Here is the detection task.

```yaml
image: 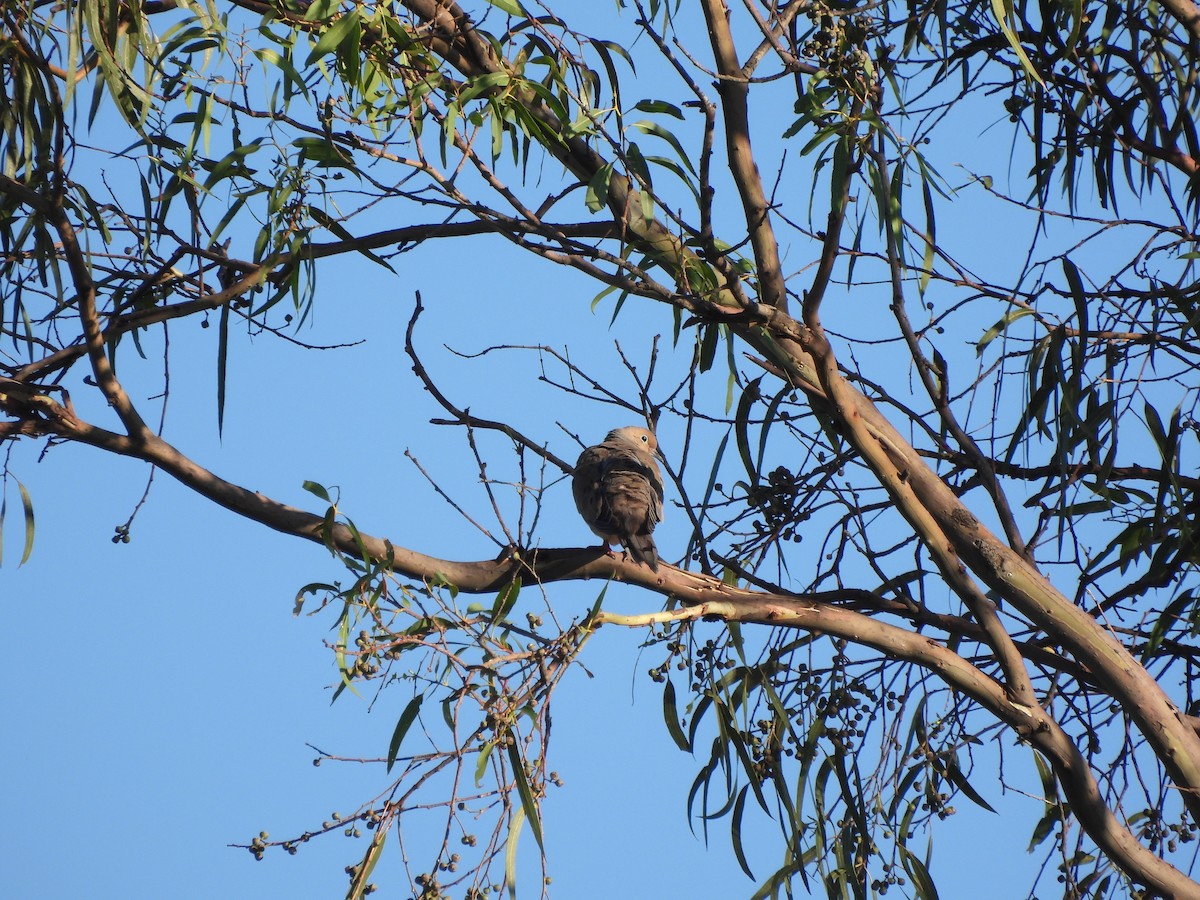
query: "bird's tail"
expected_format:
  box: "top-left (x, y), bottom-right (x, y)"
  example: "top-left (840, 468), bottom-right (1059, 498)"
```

top-left (624, 534), bottom-right (660, 572)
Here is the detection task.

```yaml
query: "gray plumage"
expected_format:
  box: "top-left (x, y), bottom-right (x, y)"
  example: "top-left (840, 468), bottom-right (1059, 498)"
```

top-left (572, 426), bottom-right (664, 571)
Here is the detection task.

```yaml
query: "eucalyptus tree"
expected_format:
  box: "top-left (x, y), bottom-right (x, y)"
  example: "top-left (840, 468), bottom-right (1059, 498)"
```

top-left (4, 1), bottom-right (1200, 897)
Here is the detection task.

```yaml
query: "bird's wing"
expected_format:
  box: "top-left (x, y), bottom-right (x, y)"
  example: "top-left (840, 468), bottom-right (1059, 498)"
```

top-left (596, 444), bottom-right (663, 535)
top-left (571, 445), bottom-right (612, 537)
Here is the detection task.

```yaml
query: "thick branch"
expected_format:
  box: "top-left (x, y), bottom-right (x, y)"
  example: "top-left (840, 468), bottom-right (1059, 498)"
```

top-left (9, 383), bottom-right (1193, 894)
top-left (0, 172), bottom-right (149, 437)
top-left (1160, 0), bottom-right (1200, 51)
top-left (701, 0), bottom-right (789, 310)
top-left (763, 319), bottom-right (1200, 822)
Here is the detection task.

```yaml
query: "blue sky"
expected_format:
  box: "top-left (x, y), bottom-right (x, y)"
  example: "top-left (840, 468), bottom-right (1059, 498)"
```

top-left (1, 3), bottom-right (1190, 898)
top-left (0, 233), bottom-right (1040, 899)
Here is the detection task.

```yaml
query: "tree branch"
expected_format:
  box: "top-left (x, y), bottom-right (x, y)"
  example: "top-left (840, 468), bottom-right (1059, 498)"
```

top-left (594, 595), bottom-right (1196, 898)
top-left (701, 0), bottom-right (789, 311)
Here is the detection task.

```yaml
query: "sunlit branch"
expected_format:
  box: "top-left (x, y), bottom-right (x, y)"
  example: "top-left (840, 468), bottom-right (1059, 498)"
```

top-left (593, 596), bottom-right (1198, 898)
top-left (701, 0), bottom-right (789, 311)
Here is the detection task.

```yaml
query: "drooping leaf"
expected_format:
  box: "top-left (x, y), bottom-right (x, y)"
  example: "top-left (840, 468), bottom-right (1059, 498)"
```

top-left (896, 842), bottom-right (940, 900)
top-left (506, 740), bottom-right (544, 852)
top-left (735, 377), bottom-right (762, 487)
top-left (345, 826), bottom-right (387, 900)
top-left (18, 478), bottom-right (34, 565)
top-left (731, 784), bottom-right (756, 879)
top-left (585, 162), bottom-right (614, 212)
top-left (662, 678), bottom-right (691, 752)
top-left (215, 296), bottom-right (230, 438)
top-left (504, 802), bottom-right (524, 899)
top-left (939, 752), bottom-right (996, 814)
top-left (988, 0), bottom-right (1045, 86)
top-left (386, 695), bottom-right (424, 774)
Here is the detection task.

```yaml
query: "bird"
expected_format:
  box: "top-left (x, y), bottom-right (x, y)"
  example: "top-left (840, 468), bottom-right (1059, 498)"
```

top-left (572, 426), bottom-right (664, 571)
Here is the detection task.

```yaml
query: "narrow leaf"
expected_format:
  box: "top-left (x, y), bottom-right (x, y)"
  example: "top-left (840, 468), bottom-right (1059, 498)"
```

top-left (941, 753), bottom-right (996, 813)
top-left (989, 0), bottom-right (1045, 86)
top-left (216, 301), bottom-right (230, 438)
top-left (505, 804), bottom-right (524, 899)
top-left (585, 162), bottom-right (614, 212)
top-left (731, 784), bottom-right (755, 879)
top-left (475, 740), bottom-right (496, 787)
top-left (506, 740), bottom-right (544, 851)
top-left (896, 843), bottom-right (940, 900)
top-left (486, 0), bottom-right (525, 18)
top-left (305, 9), bottom-right (362, 67)
top-left (386, 695), bottom-right (424, 774)
top-left (346, 827), bottom-right (387, 900)
top-left (662, 679), bottom-right (691, 752)
top-left (735, 377), bottom-right (762, 487)
top-left (976, 307), bottom-right (1035, 354)
top-left (18, 479), bottom-right (34, 565)
top-left (491, 578), bottom-right (522, 623)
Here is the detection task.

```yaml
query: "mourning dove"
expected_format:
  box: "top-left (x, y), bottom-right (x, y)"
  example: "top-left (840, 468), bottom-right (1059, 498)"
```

top-left (572, 426), bottom-right (664, 571)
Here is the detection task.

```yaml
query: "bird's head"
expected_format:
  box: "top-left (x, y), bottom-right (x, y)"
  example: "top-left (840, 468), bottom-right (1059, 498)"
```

top-left (606, 426), bottom-right (659, 456)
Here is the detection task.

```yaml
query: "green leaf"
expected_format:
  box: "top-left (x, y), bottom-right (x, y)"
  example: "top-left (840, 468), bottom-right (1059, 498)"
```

top-left (684, 428), bottom-right (730, 566)
top-left (332, 602), bottom-right (362, 700)
top-left (917, 159), bottom-right (937, 295)
top-left (989, 0), bottom-right (1045, 86)
top-left (292, 581), bottom-right (336, 617)
top-left (306, 207), bottom-right (395, 272)
top-left (585, 162), bottom-right (614, 212)
top-left (346, 827), bottom-right (387, 900)
top-left (18, 478), bottom-right (34, 565)
top-left (458, 72), bottom-right (512, 106)
top-left (305, 9), bottom-right (362, 68)
top-left (590, 282), bottom-right (621, 312)
top-left (698, 323), bottom-right (719, 372)
top-left (386, 695), bottom-right (424, 774)
top-left (630, 120), bottom-right (697, 175)
top-left (626, 141), bottom-right (652, 187)
top-left (291, 136), bottom-right (353, 167)
top-left (491, 578), bottom-right (522, 624)
top-left (634, 99), bottom-right (684, 119)
top-left (896, 842), bottom-right (940, 900)
top-left (686, 741), bottom-right (723, 840)
top-left (486, 0), bottom-right (525, 15)
top-left (662, 679), bottom-right (691, 752)
top-left (475, 740), bottom-right (495, 787)
top-left (1028, 751), bottom-right (1060, 850)
top-left (735, 377), bottom-right (762, 487)
top-left (976, 307), bottom-right (1035, 354)
top-left (506, 740), bottom-right (544, 851)
top-left (1028, 808), bottom-right (1057, 851)
top-left (304, 0), bottom-right (341, 19)
top-left (504, 804), bottom-right (524, 899)
top-left (302, 480), bottom-right (333, 503)
top-left (202, 143), bottom-right (263, 190)
top-left (216, 300), bottom-right (230, 438)
top-left (1144, 589), bottom-right (1195, 659)
top-left (731, 784), bottom-right (755, 879)
top-left (830, 134), bottom-right (849, 219)
top-left (254, 47), bottom-right (309, 101)
top-left (1144, 402), bottom-right (1179, 465)
top-left (887, 158), bottom-right (905, 261)
top-left (940, 752), bottom-right (995, 813)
